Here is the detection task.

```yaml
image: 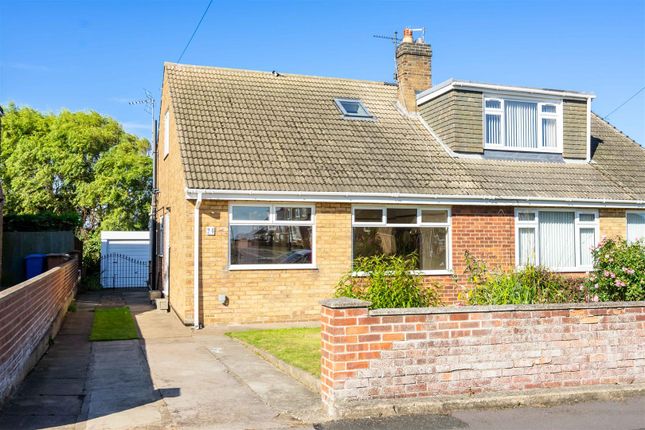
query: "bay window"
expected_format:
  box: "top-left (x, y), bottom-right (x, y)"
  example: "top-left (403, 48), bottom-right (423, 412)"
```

top-left (229, 204), bottom-right (315, 268)
top-left (352, 207), bottom-right (451, 273)
top-left (484, 96), bottom-right (562, 152)
top-left (516, 209), bottom-right (598, 271)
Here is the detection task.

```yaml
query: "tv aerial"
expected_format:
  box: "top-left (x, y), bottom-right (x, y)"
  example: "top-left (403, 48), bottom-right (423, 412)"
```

top-left (373, 31), bottom-right (401, 82)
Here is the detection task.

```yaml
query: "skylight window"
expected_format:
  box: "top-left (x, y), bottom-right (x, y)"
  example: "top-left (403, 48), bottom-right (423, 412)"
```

top-left (335, 99), bottom-right (373, 119)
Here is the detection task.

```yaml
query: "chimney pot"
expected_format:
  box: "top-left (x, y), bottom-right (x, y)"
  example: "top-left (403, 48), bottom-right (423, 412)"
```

top-left (402, 28), bottom-right (413, 43)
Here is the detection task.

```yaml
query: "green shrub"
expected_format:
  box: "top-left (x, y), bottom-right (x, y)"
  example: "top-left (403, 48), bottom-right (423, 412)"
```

top-left (335, 254), bottom-right (441, 309)
top-left (81, 273), bottom-right (102, 291)
top-left (584, 238), bottom-right (644, 302)
top-left (461, 252), bottom-right (584, 305)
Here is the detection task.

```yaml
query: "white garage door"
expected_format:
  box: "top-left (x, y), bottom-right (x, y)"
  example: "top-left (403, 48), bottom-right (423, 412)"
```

top-left (100, 231), bottom-right (150, 288)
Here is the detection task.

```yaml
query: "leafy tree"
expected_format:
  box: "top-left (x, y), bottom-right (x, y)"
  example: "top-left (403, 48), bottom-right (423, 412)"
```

top-left (1, 103), bottom-right (152, 269)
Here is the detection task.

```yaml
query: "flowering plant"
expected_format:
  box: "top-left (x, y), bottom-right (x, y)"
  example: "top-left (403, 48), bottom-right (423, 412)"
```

top-left (584, 238), bottom-right (644, 302)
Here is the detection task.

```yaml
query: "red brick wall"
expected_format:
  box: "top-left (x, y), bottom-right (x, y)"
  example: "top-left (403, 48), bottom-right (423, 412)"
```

top-left (320, 298), bottom-right (645, 417)
top-left (425, 206), bottom-right (515, 304)
top-left (0, 258), bottom-right (79, 403)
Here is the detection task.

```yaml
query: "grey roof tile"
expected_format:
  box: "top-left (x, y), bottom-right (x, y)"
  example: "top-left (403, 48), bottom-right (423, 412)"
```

top-left (165, 63), bottom-right (644, 201)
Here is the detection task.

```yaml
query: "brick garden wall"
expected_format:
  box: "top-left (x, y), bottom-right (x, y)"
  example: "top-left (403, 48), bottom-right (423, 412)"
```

top-left (0, 258), bottom-right (79, 404)
top-left (320, 298), bottom-right (645, 417)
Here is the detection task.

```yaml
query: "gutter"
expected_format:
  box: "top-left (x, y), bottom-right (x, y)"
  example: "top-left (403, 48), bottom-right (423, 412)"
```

top-left (184, 189), bottom-right (645, 209)
top-left (193, 192), bottom-right (203, 329)
top-left (416, 79), bottom-right (596, 105)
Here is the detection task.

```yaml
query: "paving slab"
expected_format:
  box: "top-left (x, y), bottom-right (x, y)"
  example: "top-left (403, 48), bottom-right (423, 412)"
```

top-left (0, 413), bottom-right (79, 430)
top-left (0, 295), bottom-right (93, 429)
top-left (201, 333), bottom-right (324, 423)
top-left (16, 378), bottom-right (85, 397)
top-left (1, 394), bottom-right (84, 416)
top-left (134, 298), bottom-right (316, 429)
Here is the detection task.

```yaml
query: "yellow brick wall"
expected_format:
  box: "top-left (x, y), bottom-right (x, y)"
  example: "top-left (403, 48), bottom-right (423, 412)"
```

top-left (161, 199), bottom-right (635, 325)
top-left (197, 201), bottom-right (352, 324)
top-left (156, 73), bottom-right (194, 324)
top-left (599, 209), bottom-right (627, 240)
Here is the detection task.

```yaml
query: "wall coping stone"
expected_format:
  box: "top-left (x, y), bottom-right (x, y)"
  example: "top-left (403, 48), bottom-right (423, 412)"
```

top-left (369, 300), bottom-right (645, 316)
top-left (320, 298), bottom-right (371, 309)
top-left (0, 259), bottom-right (77, 302)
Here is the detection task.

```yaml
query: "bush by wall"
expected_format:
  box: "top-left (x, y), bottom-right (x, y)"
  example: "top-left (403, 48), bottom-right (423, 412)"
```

top-left (335, 254), bottom-right (441, 309)
top-left (460, 252), bottom-right (584, 305)
top-left (584, 238), bottom-right (644, 302)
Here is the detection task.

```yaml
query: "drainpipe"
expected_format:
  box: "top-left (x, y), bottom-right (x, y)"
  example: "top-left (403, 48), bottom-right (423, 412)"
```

top-left (193, 192), bottom-right (203, 329)
top-left (149, 118), bottom-right (158, 291)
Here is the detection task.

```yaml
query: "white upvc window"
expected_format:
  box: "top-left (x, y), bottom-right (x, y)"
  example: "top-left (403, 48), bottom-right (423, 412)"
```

top-left (484, 95), bottom-right (563, 153)
top-left (228, 203), bottom-right (316, 270)
top-left (515, 209), bottom-right (599, 271)
top-left (163, 110), bottom-right (170, 158)
top-left (351, 206), bottom-right (452, 274)
top-left (626, 211), bottom-right (645, 243)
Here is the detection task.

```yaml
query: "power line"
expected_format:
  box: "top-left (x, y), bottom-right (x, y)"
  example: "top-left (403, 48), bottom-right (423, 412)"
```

top-left (603, 86), bottom-right (645, 119)
top-left (177, 0), bottom-right (214, 63)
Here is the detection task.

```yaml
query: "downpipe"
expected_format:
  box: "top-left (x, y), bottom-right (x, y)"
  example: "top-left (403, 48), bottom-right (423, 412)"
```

top-left (193, 193), bottom-right (203, 329)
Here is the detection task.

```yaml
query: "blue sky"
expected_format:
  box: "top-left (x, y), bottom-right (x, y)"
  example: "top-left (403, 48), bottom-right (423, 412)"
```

top-left (1, 0), bottom-right (644, 144)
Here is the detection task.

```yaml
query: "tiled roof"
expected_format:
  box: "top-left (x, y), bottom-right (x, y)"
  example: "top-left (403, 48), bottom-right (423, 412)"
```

top-left (165, 63), bottom-right (645, 202)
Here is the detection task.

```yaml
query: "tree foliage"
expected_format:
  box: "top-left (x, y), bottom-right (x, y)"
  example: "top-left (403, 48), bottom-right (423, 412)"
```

top-left (3, 212), bottom-right (80, 232)
top-left (0, 103), bottom-right (152, 267)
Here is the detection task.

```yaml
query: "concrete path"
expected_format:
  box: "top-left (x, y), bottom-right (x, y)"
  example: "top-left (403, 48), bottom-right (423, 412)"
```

top-left (134, 296), bottom-right (322, 429)
top-left (0, 295), bottom-right (93, 430)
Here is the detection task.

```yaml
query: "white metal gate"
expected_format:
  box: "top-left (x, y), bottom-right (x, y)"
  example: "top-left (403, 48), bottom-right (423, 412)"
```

top-left (100, 253), bottom-right (150, 288)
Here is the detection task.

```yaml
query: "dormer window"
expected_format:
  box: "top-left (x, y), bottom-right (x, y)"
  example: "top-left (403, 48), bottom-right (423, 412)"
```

top-left (484, 96), bottom-right (562, 152)
top-left (335, 99), bottom-right (373, 119)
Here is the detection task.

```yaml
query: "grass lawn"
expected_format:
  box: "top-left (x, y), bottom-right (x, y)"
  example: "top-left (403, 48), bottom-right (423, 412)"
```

top-left (90, 306), bottom-right (139, 341)
top-left (227, 327), bottom-right (321, 376)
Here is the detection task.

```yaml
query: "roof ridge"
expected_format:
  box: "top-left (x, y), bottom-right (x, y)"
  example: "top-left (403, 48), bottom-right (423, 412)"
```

top-left (591, 111), bottom-right (644, 150)
top-left (164, 62), bottom-right (394, 86)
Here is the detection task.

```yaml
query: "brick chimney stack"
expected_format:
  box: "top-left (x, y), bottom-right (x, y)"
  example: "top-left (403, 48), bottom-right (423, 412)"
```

top-left (396, 28), bottom-right (432, 113)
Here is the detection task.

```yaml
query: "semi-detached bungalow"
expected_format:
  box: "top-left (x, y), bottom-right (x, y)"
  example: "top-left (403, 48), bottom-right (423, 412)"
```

top-left (156, 28), bottom-right (645, 327)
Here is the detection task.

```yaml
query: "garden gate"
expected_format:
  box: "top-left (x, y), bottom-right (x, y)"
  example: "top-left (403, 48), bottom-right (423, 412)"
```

top-left (100, 253), bottom-right (150, 288)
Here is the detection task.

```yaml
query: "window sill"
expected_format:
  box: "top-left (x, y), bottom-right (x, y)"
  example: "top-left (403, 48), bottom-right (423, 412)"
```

top-left (484, 146), bottom-right (562, 154)
top-left (550, 268), bottom-right (592, 273)
top-left (227, 264), bottom-right (318, 271)
top-left (352, 270), bottom-right (453, 277)
top-left (517, 266), bottom-right (592, 273)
